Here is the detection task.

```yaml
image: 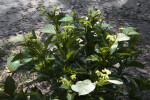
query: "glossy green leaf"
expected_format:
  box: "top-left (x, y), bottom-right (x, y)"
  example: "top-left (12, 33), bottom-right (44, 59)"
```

top-left (66, 92), bottom-right (75, 100)
top-left (60, 84), bottom-right (70, 90)
top-left (116, 33), bottom-right (130, 42)
top-left (123, 27), bottom-right (135, 34)
top-left (123, 27), bottom-right (140, 35)
top-left (127, 31), bottom-right (140, 35)
top-left (86, 54), bottom-right (100, 61)
top-left (71, 79), bottom-right (96, 95)
top-left (40, 24), bottom-right (56, 34)
top-left (66, 36), bottom-right (80, 49)
top-left (4, 76), bottom-right (16, 96)
top-left (110, 42), bottom-right (118, 55)
top-left (8, 34), bottom-right (25, 42)
top-left (108, 80), bottom-right (123, 85)
top-left (12, 52), bottom-right (32, 61)
top-left (23, 58), bottom-right (32, 63)
top-left (7, 56), bottom-right (20, 71)
top-left (59, 16), bottom-right (73, 22)
top-left (101, 23), bottom-right (110, 28)
top-left (44, 36), bottom-right (57, 48)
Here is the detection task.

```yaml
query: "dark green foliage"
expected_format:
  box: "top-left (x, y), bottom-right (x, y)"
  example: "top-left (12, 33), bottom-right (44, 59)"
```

top-left (1, 76), bottom-right (27, 100)
top-left (1, 6), bottom-right (148, 100)
top-left (4, 76), bottom-right (16, 96)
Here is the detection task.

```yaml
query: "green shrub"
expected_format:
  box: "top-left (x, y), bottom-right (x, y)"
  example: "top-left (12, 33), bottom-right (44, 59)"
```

top-left (1, 6), bottom-right (150, 100)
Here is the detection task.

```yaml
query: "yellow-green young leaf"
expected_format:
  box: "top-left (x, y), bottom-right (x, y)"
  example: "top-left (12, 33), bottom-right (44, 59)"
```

top-left (40, 24), bottom-right (56, 34)
top-left (66, 50), bottom-right (76, 60)
top-left (40, 7), bottom-right (47, 12)
top-left (59, 16), bottom-right (73, 22)
top-left (110, 42), bottom-right (118, 55)
top-left (116, 33), bottom-right (130, 42)
top-left (62, 26), bottom-right (76, 29)
top-left (8, 34), bottom-right (25, 42)
top-left (86, 54), bottom-right (99, 61)
top-left (108, 80), bottom-right (123, 85)
top-left (7, 56), bottom-right (20, 71)
top-left (0, 88), bottom-right (3, 92)
top-left (71, 79), bottom-right (96, 95)
top-left (93, 10), bottom-right (101, 17)
top-left (52, 6), bottom-right (57, 11)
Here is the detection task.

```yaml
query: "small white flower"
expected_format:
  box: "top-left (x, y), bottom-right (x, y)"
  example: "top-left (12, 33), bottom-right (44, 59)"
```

top-left (85, 17), bottom-right (88, 21)
top-left (96, 21), bottom-right (100, 24)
